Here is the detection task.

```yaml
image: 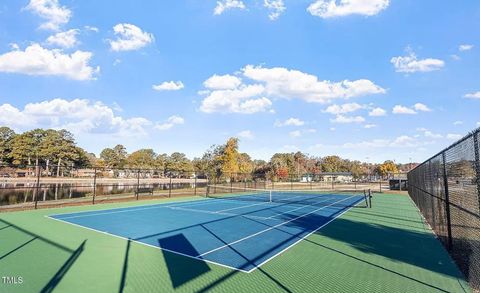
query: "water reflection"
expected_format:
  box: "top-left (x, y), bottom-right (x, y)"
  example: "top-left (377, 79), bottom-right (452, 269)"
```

top-left (0, 182), bottom-right (206, 207)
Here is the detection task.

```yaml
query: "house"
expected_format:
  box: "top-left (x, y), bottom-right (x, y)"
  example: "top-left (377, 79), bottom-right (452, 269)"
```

top-left (15, 169), bottom-right (35, 177)
top-left (75, 169), bottom-right (97, 178)
top-left (318, 172), bottom-right (353, 182)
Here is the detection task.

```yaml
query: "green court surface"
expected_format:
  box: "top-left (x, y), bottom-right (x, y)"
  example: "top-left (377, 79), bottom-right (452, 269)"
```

top-left (0, 193), bottom-right (471, 293)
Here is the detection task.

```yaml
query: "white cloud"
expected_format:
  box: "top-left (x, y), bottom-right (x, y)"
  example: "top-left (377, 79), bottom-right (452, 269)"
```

top-left (307, 0), bottom-right (389, 18)
top-left (0, 43), bottom-right (99, 80)
top-left (343, 135), bottom-right (421, 149)
top-left (391, 49), bottom-right (444, 73)
top-left (330, 115), bottom-right (365, 124)
top-left (109, 23), bottom-right (154, 52)
top-left (422, 130), bottom-right (442, 139)
top-left (214, 0), bottom-right (246, 15)
top-left (453, 121), bottom-right (463, 126)
top-left (369, 107), bottom-right (386, 116)
top-left (264, 0), bottom-right (286, 20)
top-left (465, 91), bottom-right (480, 99)
top-left (25, 0), bottom-right (71, 31)
top-left (289, 130), bottom-right (302, 138)
top-left (450, 54), bottom-right (461, 61)
top-left (152, 81), bottom-right (184, 91)
top-left (459, 44), bottom-right (474, 51)
top-left (242, 65), bottom-right (385, 103)
top-left (0, 99), bottom-right (151, 136)
top-left (46, 29), bottom-right (79, 48)
top-left (274, 118), bottom-right (305, 127)
top-left (364, 124), bottom-right (377, 129)
top-left (84, 25), bottom-right (99, 32)
top-left (413, 103), bottom-right (431, 112)
top-left (446, 134), bottom-right (462, 140)
top-left (199, 65), bottom-right (384, 114)
top-left (154, 115), bottom-right (185, 131)
top-left (204, 74), bottom-right (242, 90)
top-left (237, 130), bottom-right (254, 139)
top-left (324, 103), bottom-right (363, 114)
top-left (392, 105), bottom-right (417, 115)
top-left (200, 84), bottom-right (272, 114)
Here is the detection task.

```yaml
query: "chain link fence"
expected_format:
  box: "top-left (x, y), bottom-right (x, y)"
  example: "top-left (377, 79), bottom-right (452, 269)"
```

top-left (408, 128), bottom-right (480, 291)
top-left (0, 165), bottom-right (207, 211)
top-left (209, 172), bottom-right (389, 193)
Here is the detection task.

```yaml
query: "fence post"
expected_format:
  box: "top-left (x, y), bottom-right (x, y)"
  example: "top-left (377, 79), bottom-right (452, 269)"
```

top-left (379, 181), bottom-right (382, 193)
top-left (442, 152), bottom-right (453, 251)
top-left (473, 131), bottom-right (480, 213)
top-left (194, 173), bottom-right (197, 196)
top-left (136, 169), bottom-right (140, 200)
top-left (169, 175), bottom-right (172, 198)
top-left (34, 164), bottom-right (41, 209)
top-left (92, 167), bottom-right (97, 204)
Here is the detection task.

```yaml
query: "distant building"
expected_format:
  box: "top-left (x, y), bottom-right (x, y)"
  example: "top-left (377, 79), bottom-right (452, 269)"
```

top-left (15, 169), bottom-right (35, 177)
top-left (318, 172), bottom-right (353, 182)
top-left (75, 169), bottom-right (97, 178)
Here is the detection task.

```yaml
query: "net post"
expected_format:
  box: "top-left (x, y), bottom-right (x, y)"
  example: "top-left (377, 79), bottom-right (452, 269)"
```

top-left (363, 189), bottom-right (368, 207)
top-left (230, 177), bottom-right (233, 193)
top-left (92, 167), bottom-right (97, 205)
top-left (441, 152), bottom-right (453, 251)
top-left (368, 189), bottom-right (372, 208)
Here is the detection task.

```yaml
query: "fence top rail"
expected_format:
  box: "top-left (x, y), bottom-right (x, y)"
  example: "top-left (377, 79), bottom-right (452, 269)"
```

top-left (409, 127), bottom-right (480, 174)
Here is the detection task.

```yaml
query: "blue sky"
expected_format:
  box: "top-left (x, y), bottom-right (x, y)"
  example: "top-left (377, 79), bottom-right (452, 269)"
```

top-left (0, 0), bottom-right (479, 163)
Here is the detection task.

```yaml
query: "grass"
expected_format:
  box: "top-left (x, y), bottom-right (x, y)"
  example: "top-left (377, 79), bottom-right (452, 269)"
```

top-left (0, 193), bottom-right (471, 292)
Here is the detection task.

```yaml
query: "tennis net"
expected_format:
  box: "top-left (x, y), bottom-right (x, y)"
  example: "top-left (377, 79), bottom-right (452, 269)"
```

top-left (206, 185), bottom-right (371, 208)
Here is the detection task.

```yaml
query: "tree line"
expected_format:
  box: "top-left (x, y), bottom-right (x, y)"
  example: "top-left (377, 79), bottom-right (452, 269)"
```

top-left (0, 126), bottom-right (413, 178)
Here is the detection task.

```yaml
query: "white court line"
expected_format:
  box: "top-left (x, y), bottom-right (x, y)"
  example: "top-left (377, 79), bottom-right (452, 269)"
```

top-left (167, 206), bottom-right (273, 221)
top-left (245, 197), bottom-right (361, 273)
top-left (51, 197), bottom-right (250, 220)
top-left (45, 195), bottom-right (361, 273)
top-left (45, 215), bottom-right (250, 273)
top-left (198, 195), bottom-right (357, 257)
top-left (215, 201), bottom-right (272, 213)
top-left (265, 197), bottom-right (335, 219)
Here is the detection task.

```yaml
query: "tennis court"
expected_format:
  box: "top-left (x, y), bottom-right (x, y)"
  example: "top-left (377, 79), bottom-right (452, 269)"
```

top-left (48, 187), bottom-right (366, 272)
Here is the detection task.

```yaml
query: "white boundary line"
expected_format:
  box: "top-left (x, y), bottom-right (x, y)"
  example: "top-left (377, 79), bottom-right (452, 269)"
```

top-left (46, 215), bottom-right (251, 273)
top-left (215, 201), bottom-right (271, 213)
top-left (167, 206), bottom-right (273, 221)
top-left (245, 197), bottom-right (362, 273)
top-left (198, 195), bottom-right (357, 257)
top-left (265, 197), bottom-right (335, 219)
top-left (51, 197), bottom-right (250, 220)
top-left (45, 195), bottom-right (362, 273)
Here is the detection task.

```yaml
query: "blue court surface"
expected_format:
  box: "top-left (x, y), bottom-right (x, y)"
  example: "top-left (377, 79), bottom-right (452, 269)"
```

top-left (48, 192), bottom-right (363, 272)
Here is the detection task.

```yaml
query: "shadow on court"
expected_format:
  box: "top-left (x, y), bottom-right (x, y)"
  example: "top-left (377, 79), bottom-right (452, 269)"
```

top-left (158, 234), bottom-right (211, 288)
top-left (191, 211), bottom-right (467, 292)
top-left (0, 218), bottom-right (86, 292)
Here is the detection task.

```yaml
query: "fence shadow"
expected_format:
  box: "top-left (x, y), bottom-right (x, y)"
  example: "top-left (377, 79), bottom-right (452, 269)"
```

top-left (0, 218), bottom-right (85, 292)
